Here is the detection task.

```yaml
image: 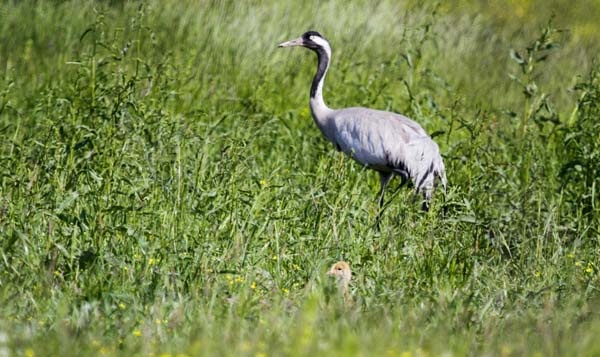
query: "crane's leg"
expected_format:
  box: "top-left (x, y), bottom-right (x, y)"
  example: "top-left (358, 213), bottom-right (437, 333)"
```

top-left (378, 172), bottom-right (392, 209)
top-left (375, 172), bottom-right (393, 229)
top-left (421, 193), bottom-right (430, 211)
top-left (420, 186), bottom-right (433, 212)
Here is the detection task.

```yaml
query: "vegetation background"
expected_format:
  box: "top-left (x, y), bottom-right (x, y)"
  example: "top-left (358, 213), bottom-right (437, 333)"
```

top-left (1, 0), bottom-right (599, 355)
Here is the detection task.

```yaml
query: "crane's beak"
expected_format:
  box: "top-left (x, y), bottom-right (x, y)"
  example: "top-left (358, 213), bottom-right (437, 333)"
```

top-left (278, 37), bottom-right (304, 48)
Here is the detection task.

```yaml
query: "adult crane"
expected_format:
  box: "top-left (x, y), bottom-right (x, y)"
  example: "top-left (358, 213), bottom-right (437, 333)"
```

top-left (278, 31), bottom-right (446, 214)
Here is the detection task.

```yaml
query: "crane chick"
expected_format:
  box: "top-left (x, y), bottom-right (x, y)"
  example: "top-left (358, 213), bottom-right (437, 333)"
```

top-left (278, 31), bottom-right (446, 213)
top-left (326, 261), bottom-right (352, 305)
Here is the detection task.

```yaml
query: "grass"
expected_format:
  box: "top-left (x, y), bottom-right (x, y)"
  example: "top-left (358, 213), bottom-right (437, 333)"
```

top-left (1, 0), bottom-right (599, 355)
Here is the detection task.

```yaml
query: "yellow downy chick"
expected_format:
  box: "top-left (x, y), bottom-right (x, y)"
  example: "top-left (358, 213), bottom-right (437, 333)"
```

top-left (327, 261), bottom-right (353, 305)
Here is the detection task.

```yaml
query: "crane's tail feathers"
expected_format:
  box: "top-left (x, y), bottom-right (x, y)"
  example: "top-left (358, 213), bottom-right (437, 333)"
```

top-left (438, 170), bottom-right (447, 193)
top-left (434, 155), bottom-right (447, 193)
top-left (432, 156), bottom-right (448, 215)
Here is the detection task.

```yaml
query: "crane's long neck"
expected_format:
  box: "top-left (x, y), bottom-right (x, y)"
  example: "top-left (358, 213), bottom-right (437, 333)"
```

top-left (309, 45), bottom-right (332, 126)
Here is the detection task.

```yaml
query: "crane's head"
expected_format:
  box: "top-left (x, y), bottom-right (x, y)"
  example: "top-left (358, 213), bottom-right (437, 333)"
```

top-left (278, 31), bottom-right (330, 52)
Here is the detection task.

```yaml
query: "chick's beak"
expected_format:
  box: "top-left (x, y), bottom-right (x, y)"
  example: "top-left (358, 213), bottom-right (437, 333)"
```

top-left (278, 37), bottom-right (304, 48)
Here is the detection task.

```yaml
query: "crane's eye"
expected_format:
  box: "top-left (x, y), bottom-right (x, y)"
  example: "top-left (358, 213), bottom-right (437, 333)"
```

top-left (336, 267), bottom-right (342, 270)
top-left (309, 35), bottom-right (315, 41)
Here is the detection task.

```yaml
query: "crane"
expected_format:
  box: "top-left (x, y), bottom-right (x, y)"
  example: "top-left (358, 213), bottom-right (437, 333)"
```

top-left (326, 261), bottom-right (353, 306)
top-left (278, 31), bottom-right (446, 215)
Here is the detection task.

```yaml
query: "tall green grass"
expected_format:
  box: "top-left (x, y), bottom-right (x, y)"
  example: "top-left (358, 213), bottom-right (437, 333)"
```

top-left (1, 0), bottom-right (599, 355)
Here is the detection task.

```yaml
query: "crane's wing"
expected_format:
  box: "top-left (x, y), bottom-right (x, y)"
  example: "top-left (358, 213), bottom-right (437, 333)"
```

top-left (327, 107), bottom-right (445, 190)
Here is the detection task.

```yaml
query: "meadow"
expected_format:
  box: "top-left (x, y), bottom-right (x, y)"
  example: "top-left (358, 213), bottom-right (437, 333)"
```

top-left (1, 0), bottom-right (599, 355)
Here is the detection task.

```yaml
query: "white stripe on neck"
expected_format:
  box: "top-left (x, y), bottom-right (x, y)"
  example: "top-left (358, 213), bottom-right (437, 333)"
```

top-left (309, 36), bottom-right (332, 119)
